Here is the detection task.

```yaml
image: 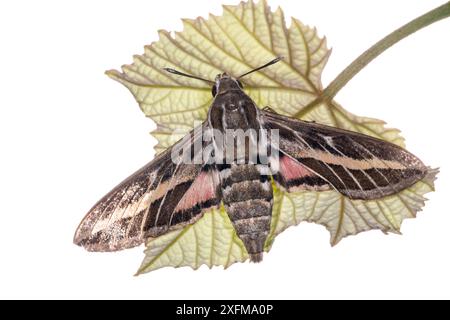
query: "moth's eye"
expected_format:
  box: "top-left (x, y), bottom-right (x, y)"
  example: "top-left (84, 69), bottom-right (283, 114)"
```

top-left (236, 80), bottom-right (244, 89)
top-left (211, 85), bottom-right (217, 97)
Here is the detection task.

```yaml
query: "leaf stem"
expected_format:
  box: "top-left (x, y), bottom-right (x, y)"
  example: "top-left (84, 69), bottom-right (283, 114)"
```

top-left (295, 1), bottom-right (450, 118)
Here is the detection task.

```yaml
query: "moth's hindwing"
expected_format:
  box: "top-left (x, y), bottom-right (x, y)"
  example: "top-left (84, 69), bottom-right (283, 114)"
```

top-left (74, 123), bottom-right (220, 251)
top-left (263, 110), bottom-right (428, 200)
top-left (273, 153), bottom-right (331, 192)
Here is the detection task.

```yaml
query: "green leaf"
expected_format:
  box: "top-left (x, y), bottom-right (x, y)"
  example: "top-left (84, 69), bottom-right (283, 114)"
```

top-left (107, 0), bottom-right (437, 274)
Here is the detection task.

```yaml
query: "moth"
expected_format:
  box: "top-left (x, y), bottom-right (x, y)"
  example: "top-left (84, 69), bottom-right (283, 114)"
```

top-left (74, 57), bottom-right (428, 262)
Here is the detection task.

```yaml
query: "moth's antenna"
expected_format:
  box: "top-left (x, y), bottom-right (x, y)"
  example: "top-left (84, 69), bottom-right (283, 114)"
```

top-left (163, 68), bottom-right (214, 84)
top-left (237, 56), bottom-right (283, 79)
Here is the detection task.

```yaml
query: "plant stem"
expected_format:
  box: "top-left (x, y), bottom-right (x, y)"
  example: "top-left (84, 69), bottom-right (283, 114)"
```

top-left (295, 1), bottom-right (450, 118)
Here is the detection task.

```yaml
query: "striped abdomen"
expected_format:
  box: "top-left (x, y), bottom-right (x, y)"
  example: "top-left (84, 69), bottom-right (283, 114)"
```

top-left (219, 164), bottom-right (273, 262)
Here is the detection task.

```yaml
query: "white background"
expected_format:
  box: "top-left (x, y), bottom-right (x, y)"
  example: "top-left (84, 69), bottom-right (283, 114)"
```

top-left (1, 0), bottom-right (449, 299)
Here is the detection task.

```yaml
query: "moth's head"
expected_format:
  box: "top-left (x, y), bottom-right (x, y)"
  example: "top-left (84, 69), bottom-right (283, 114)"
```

top-left (163, 56), bottom-right (282, 97)
top-left (211, 73), bottom-right (243, 97)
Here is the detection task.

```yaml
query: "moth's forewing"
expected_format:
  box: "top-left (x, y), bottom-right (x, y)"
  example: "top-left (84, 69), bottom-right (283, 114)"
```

top-left (263, 110), bottom-right (427, 200)
top-left (74, 123), bottom-right (221, 251)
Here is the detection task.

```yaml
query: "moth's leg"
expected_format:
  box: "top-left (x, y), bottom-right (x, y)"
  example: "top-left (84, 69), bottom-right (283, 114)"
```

top-left (262, 106), bottom-right (278, 113)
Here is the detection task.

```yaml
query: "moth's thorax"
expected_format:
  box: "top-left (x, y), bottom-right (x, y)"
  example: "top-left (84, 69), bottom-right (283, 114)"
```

top-left (208, 85), bottom-right (261, 132)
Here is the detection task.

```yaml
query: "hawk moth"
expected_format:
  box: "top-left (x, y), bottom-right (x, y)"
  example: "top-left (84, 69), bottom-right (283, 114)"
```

top-left (74, 58), bottom-right (428, 262)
